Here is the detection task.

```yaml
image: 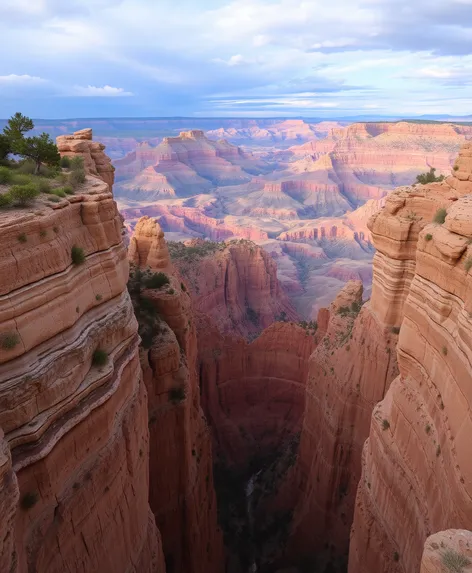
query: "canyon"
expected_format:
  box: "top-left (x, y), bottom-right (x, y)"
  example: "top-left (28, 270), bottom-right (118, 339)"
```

top-left (1, 127), bottom-right (471, 573)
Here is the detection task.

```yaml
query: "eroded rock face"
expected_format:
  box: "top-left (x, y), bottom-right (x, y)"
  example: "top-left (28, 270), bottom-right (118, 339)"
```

top-left (0, 144), bottom-right (163, 572)
top-left (420, 530), bottom-right (472, 573)
top-left (128, 218), bottom-right (224, 573)
top-left (170, 239), bottom-right (298, 339)
top-left (349, 143), bottom-right (472, 573)
top-left (56, 128), bottom-right (115, 190)
top-left (283, 281), bottom-right (399, 567)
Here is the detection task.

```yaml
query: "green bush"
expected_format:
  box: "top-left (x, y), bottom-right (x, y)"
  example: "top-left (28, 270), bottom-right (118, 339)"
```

top-left (145, 272), bottom-right (170, 289)
top-left (390, 326), bottom-right (400, 334)
top-left (50, 188), bottom-right (66, 198)
top-left (0, 166), bottom-right (12, 184)
top-left (60, 156), bottom-right (71, 168)
top-left (16, 159), bottom-right (36, 175)
top-left (10, 183), bottom-right (39, 206)
top-left (415, 167), bottom-right (445, 185)
top-left (17, 233), bottom-right (27, 243)
top-left (20, 491), bottom-right (38, 510)
top-left (381, 419), bottom-right (390, 431)
top-left (69, 168), bottom-right (86, 187)
top-left (425, 233), bottom-right (433, 241)
top-left (1, 332), bottom-right (20, 350)
top-left (0, 193), bottom-right (12, 207)
top-left (63, 185), bottom-right (74, 195)
top-left (168, 386), bottom-right (186, 404)
top-left (71, 245), bottom-right (86, 265)
top-left (48, 196), bottom-right (60, 203)
top-left (92, 348), bottom-right (108, 367)
top-left (70, 156), bottom-right (84, 170)
top-left (10, 173), bottom-right (33, 186)
top-left (434, 208), bottom-right (447, 224)
top-left (34, 178), bottom-right (52, 193)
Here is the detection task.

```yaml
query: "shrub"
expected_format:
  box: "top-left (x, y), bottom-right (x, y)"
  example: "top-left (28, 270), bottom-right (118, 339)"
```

top-left (60, 156), bottom-right (71, 168)
top-left (91, 349), bottom-right (108, 367)
top-left (95, 294), bottom-right (102, 301)
top-left (16, 159), bottom-right (36, 175)
top-left (63, 185), bottom-right (74, 195)
top-left (0, 166), bottom-right (12, 184)
top-left (20, 491), bottom-right (38, 510)
top-left (436, 445), bottom-right (441, 457)
top-left (168, 288), bottom-right (175, 295)
top-left (50, 188), bottom-right (66, 198)
top-left (0, 193), bottom-right (12, 207)
top-left (434, 208), bottom-right (447, 224)
top-left (11, 173), bottom-right (33, 186)
top-left (415, 167), bottom-right (445, 185)
top-left (442, 346), bottom-right (448, 356)
top-left (17, 233), bottom-right (27, 243)
top-left (181, 282), bottom-right (187, 292)
top-left (71, 245), bottom-right (86, 265)
top-left (393, 552), bottom-right (400, 562)
top-left (70, 156), bottom-right (84, 170)
top-left (9, 183), bottom-right (39, 206)
top-left (465, 258), bottom-right (472, 272)
top-left (425, 424), bottom-right (431, 434)
top-left (53, 226), bottom-right (59, 234)
top-left (69, 168), bottom-right (86, 187)
top-left (425, 233), bottom-right (433, 241)
top-left (441, 549), bottom-right (471, 572)
top-left (390, 326), bottom-right (400, 334)
top-left (40, 230), bottom-right (47, 238)
top-left (34, 178), bottom-right (51, 193)
top-left (1, 332), bottom-right (20, 350)
top-left (351, 301), bottom-right (362, 314)
top-left (453, 165), bottom-right (459, 171)
top-left (381, 419), bottom-right (390, 431)
top-left (145, 272), bottom-right (170, 289)
top-left (168, 386), bottom-right (186, 404)
top-left (48, 196), bottom-right (60, 203)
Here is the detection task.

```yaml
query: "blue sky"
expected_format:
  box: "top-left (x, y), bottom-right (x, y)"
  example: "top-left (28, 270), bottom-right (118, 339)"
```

top-left (1, 0), bottom-right (472, 118)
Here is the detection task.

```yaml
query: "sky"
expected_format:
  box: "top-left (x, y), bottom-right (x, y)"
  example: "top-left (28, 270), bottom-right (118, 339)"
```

top-left (1, 0), bottom-right (472, 119)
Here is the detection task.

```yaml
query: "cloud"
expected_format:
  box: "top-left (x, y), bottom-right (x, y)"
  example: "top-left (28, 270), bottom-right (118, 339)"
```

top-left (72, 85), bottom-right (134, 97)
top-left (0, 74), bottom-right (46, 84)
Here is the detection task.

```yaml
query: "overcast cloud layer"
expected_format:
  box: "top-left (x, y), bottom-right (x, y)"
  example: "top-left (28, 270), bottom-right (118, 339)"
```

top-left (1, 0), bottom-right (472, 118)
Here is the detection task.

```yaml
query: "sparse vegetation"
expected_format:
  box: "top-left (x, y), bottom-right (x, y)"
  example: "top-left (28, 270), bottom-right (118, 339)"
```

top-left (465, 258), bottom-right (472, 272)
top-left (20, 491), bottom-right (38, 510)
top-left (167, 239), bottom-right (227, 262)
top-left (425, 233), bottom-right (433, 241)
top-left (145, 272), bottom-right (170, 289)
top-left (382, 419), bottom-right (390, 431)
top-left (167, 288), bottom-right (175, 295)
top-left (441, 548), bottom-right (471, 572)
top-left (246, 305), bottom-right (259, 326)
top-left (168, 385), bottom-right (186, 404)
top-left (0, 166), bottom-right (12, 184)
top-left (425, 424), bottom-right (431, 434)
top-left (436, 445), bottom-right (441, 457)
top-left (91, 349), bottom-right (108, 367)
top-left (181, 282), bottom-right (187, 292)
top-left (71, 245), bottom-right (86, 265)
top-left (0, 332), bottom-right (20, 350)
top-left (69, 168), bottom-right (86, 187)
top-left (415, 167), bottom-right (445, 185)
top-left (434, 208), bottom-right (447, 224)
top-left (95, 294), bottom-right (102, 301)
top-left (9, 183), bottom-right (39, 206)
top-left (17, 233), bottom-right (27, 243)
top-left (338, 300), bottom-right (363, 318)
top-left (453, 165), bottom-right (459, 171)
top-left (60, 156), bottom-right (71, 168)
top-left (0, 193), bottom-right (12, 207)
top-left (390, 326), bottom-right (401, 334)
top-left (442, 346), bottom-right (448, 356)
top-left (393, 551), bottom-right (400, 562)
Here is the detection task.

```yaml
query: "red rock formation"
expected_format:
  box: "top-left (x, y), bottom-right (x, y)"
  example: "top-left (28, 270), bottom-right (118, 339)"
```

top-left (283, 281), bottom-right (399, 566)
top-left (56, 128), bottom-right (115, 190)
top-left (198, 319), bottom-right (316, 466)
top-left (170, 239), bottom-right (298, 339)
top-left (129, 219), bottom-right (224, 573)
top-left (0, 138), bottom-right (163, 572)
top-left (349, 143), bottom-right (472, 573)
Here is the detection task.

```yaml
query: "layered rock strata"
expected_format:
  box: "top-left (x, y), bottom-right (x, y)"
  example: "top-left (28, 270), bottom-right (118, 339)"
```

top-left (284, 280), bottom-right (399, 567)
top-left (349, 143), bottom-right (472, 572)
top-left (0, 135), bottom-right (163, 572)
top-left (170, 239), bottom-right (298, 338)
top-left (129, 218), bottom-right (224, 573)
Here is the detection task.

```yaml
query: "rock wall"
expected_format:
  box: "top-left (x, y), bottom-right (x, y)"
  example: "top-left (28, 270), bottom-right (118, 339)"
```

top-left (0, 138), bottom-right (163, 572)
top-left (170, 239), bottom-right (298, 339)
top-left (349, 143), bottom-right (472, 572)
top-left (129, 218), bottom-right (224, 573)
top-left (283, 280), bottom-right (399, 567)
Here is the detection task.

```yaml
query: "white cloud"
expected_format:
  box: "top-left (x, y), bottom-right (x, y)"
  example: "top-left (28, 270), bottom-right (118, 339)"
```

top-left (0, 74), bottom-right (46, 84)
top-left (72, 84), bottom-right (134, 97)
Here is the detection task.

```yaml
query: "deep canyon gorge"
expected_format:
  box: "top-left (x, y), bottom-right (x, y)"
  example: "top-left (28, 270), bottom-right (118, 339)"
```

top-left (0, 125), bottom-right (472, 573)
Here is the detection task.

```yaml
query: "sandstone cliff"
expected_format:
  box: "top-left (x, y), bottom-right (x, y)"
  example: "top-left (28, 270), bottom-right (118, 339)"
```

top-left (349, 143), bottom-right (472, 572)
top-left (169, 238), bottom-right (298, 339)
top-left (128, 218), bottom-right (224, 573)
top-left (0, 135), bottom-right (163, 572)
